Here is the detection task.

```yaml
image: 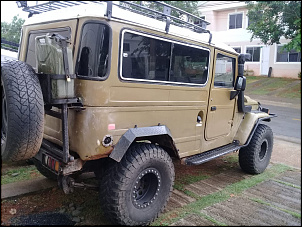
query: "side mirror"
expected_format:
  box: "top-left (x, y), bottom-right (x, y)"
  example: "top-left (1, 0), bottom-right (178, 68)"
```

top-left (235, 76), bottom-right (246, 91)
top-left (230, 76), bottom-right (246, 100)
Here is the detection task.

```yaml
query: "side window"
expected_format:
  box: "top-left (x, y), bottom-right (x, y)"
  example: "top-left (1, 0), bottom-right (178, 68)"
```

top-left (77, 22), bottom-right (110, 78)
top-left (121, 31), bottom-right (210, 85)
top-left (26, 28), bottom-right (71, 70)
top-left (276, 46), bottom-right (301, 62)
top-left (246, 46), bottom-right (260, 62)
top-left (170, 43), bottom-right (209, 84)
top-left (214, 53), bottom-right (235, 88)
top-left (122, 32), bottom-right (170, 81)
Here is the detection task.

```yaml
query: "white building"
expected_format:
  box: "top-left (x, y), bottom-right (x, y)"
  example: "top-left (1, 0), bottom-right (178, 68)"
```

top-left (198, 1), bottom-right (301, 78)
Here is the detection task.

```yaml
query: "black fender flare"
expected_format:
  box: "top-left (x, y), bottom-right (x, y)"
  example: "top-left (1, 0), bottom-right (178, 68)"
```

top-left (242, 113), bottom-right (277, 148)
top-left (109, 125), bottom-right (179, 162)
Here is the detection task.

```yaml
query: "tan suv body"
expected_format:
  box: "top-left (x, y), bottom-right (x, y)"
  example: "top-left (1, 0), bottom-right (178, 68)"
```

top-left (1, 2), bottom-right (275, 225)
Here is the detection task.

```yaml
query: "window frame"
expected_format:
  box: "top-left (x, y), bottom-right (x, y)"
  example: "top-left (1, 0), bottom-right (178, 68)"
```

top-left (274, 44), bottom-right (301, 64)
top-left (245, 45), bottom-right (262, 63)
top-left (228, 12), bottom-right (244, 30)
top-left (75, 20), bottom-right (112, 81)
top-left (119, 29), bottom-right (211, 87)
top-left (26, 27), bottom-right (71, 70)
top-left (213, 53), bottom-right (236, 88)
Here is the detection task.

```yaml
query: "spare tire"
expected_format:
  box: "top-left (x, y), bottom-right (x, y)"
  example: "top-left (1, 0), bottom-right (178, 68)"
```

top-left (1, 60), bottom-right (44, 162)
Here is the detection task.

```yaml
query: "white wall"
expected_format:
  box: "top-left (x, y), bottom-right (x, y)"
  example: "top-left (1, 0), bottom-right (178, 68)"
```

top-left (199, 4), bottom-right (301, 78)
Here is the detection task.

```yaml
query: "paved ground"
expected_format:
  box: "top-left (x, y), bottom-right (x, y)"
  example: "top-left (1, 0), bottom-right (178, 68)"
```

top-left (170, 170), bottom-right (301, 226)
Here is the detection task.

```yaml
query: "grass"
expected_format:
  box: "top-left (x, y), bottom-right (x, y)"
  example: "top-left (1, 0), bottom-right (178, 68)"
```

top-left (151, 163), bottom-right (293, 226)
top-left (272, 179), bottom-right (301, 189)
top-left (250, 197), bottom-right (301, 219)
top-left (278, 82), bottom-right (301, 99)
top-left (245, 76), bottom-right (261, 84)
top-left (1, 164), bottom-right (42, 185)
top-left (174, 171), bottom-right (209, 199)
top-left (245, 76), bottom-right (301, 99)
top-left (174, 174), bottom-right (209, 191)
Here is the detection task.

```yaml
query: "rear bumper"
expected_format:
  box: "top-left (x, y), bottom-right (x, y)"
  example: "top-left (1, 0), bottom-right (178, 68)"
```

top-left (34, 139), bottom-right (84, 176)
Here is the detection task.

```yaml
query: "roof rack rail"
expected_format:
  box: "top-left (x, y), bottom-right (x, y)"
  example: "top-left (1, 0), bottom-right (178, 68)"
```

top-left (16, 1), bottom-right (212, 43)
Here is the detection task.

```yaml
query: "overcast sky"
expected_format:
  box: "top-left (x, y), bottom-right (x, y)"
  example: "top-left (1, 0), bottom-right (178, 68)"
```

top-left (1, 1), bottom-right (49, 23)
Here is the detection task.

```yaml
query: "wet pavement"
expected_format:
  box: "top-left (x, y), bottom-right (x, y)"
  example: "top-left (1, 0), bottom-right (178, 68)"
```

top-left (170, 170), bottom-right (301, 226)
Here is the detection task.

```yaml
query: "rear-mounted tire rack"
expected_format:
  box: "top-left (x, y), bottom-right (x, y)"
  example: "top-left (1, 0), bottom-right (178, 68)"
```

top-left (37, 72), bottom-right (83, 164)
top-left (36, 33), bottom-right (83, 164)
top-left (42, 100), bottom-right (78, 164)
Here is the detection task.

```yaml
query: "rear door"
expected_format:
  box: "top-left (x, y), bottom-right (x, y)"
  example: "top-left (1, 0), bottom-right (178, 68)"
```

top-left (205, 50), bottom-right (237, 140)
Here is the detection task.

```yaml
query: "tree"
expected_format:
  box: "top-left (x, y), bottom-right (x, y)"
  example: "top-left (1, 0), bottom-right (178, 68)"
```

top-left (246, 1), bottom-right (301, 52)
top-left (1, 15), bottom-right (25, 50)
top-left (120, 1), bottom-right (201, 20)
top-left (154, 1), bottom-right (200, 17)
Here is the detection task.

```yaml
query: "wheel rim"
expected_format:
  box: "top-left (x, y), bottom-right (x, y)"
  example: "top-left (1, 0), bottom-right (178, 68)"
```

top-left (131, 167), bottom-right (161, 209)
top-left (1, 81), bottom-right (8, 155)
top-left (259, 139), bottom-right (268, 161)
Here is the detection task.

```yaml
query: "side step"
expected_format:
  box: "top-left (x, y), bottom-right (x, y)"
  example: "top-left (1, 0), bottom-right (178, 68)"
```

top-left (185, 142), bottom-right (242, 165)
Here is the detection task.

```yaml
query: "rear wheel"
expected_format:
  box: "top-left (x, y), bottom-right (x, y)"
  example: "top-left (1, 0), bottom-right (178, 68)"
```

top-left (239, 124), bottom-right (273, 174)
top-left (1, 60), bottom-right (44, 162)
top-left (99, 143), bottom-right (175, 225)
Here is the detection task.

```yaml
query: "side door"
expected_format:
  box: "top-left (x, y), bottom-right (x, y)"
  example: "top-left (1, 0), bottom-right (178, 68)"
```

top-left (205, 50), bottom-right (237, 140)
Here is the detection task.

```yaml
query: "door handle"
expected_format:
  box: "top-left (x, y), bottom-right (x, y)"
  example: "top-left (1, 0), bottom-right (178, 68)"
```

top-left (211, 106), bottom-right (216, 111)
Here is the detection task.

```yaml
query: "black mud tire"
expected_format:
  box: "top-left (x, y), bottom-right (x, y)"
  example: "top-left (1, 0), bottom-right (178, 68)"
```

top-left (32, 158), bottom-right (57, 181)
top-left (99, 143), bottom-right (175, 225)
top-left (1, 60), bottom-right (44, 162)
top-left (239, 124), bottom-right (273, 174)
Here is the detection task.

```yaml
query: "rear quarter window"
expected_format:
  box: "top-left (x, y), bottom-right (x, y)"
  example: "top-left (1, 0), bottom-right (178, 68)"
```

top-left (76, 22), bottom-right (111, 80)
top-left (26, 27), bottom-right (71, 70)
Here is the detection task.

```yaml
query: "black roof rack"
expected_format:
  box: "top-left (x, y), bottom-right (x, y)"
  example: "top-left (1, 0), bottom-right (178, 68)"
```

top-left (17, 1), bottom-right (212, 43)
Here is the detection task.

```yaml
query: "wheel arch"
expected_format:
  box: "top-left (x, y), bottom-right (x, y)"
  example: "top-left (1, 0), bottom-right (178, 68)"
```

top-left (109, 125), bottom-right (179, 162)
top-left (234, 112), bottom-right (276, 146)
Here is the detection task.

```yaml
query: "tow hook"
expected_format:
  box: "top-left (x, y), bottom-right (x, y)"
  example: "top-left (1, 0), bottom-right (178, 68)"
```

top-left (58, 175), bottom-right (99, 194)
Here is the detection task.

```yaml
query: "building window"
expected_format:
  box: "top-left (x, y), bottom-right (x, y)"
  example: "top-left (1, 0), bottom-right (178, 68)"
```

top-left (232, 47), bottom-right (241, 53)
top-left (214, 54), bottom-right (235, 88)
top-left (246, 47), bottom-right (260, 62)
top-left (276, 46), bottom-right (301, 62)
top-left (229, 13), bottom-right (243, 29)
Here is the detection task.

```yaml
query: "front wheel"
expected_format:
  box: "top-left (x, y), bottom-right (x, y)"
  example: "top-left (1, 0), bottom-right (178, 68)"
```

top-left (239, 124), bottom-right (273, 174)
top-left (99, 143), bottom-right (175, 225)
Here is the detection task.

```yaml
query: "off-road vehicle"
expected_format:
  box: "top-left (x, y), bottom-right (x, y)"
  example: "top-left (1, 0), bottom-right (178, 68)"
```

top-left (1, 1), bottom-right (276, 225)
